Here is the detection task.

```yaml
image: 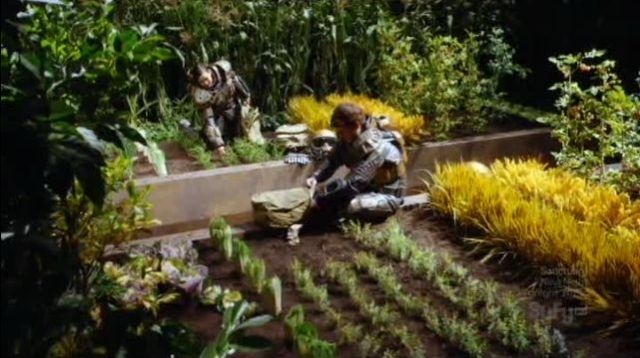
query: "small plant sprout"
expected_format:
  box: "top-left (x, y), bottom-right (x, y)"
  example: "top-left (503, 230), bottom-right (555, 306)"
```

top-left (233, 240), bottom-right (253, 274)
top-left (262, 276), bottom-right (282, 316)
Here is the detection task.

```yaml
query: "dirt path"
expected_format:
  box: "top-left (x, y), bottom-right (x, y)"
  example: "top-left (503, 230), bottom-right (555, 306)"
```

top-left (172, 208), bottom-right (636, 357)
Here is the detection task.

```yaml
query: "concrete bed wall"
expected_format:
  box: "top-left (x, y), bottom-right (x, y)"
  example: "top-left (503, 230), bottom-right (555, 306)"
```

top-left (137, 128), bottom-right (556, 235)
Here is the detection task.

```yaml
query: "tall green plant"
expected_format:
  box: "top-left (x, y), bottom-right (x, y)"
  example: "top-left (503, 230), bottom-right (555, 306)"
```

top-left (200, 301), bottom-right (273, 358)
top-left (1, 1), bottom-right (174, 355)
top-left (52, 156), bottom-right (158, 293)
top-left (543, 50), bottom-right (640, 195)
top-left (378, 22), bottom-right (526, 138)
top-left (119, 0), bottom-right (390, 117)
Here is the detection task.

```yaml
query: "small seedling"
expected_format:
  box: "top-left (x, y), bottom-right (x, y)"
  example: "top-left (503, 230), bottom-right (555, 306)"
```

top-left (247, 259), bottom-right (266, 293)
top-left (262, 275), bottom-right (282, 316)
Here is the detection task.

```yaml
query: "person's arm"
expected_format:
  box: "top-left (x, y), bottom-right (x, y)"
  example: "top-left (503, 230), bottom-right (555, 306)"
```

top-left (314, 149), bottom-right (385, 207)
top-left (232, 75), bottom-right (251, 105)
top-left (312, 148), bottom-right (342, 183)
top-left (202, 111), bottom-right (225, 150)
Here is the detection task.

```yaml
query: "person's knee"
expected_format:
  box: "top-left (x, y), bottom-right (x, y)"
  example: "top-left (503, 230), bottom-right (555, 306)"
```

top-left (347, 194), bottom-right (401, 221)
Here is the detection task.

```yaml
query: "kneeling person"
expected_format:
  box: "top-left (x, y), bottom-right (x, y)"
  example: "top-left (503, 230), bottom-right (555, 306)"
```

top-left (306, 103), bottom-right (406, 224)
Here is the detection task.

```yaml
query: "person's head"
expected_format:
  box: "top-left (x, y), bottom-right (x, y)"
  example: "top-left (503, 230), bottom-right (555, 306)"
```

top-left (190, 64), bottom-right (216, 88)
top-left (310, 129), bottom-right (337, 160)
top-left (330, 103), bottom-right (365, 143)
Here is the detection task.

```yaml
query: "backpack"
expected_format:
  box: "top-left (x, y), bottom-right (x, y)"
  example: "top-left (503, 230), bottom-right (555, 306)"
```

top-left (251, 187), bottom-right (313, 229)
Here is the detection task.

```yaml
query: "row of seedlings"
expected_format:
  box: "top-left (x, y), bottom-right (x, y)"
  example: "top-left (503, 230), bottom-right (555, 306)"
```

top-left (324, 260), bottom-right (427, 358)
top-left (291, 259), bottom-right (400, 358)
top-left (210, 218), bottom-right (281, 315)
top-left (343, 220), bottom-right (564, 357)
top-left (350, 252), bottom-right (489, 357)
top-left (210, 219), bottom-right (341, 357)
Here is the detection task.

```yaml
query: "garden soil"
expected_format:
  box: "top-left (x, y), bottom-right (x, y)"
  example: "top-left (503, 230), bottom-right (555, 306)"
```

top-left (167, 208), bottom-right (636, 357)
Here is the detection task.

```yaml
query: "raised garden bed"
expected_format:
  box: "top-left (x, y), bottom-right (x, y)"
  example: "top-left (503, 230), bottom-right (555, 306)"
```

top-left (135, 128), bottom-right (557, 237)
top-left (164, 209), bottom-right (635, 357)
top-left (134, 119), bottom-right (543, 179)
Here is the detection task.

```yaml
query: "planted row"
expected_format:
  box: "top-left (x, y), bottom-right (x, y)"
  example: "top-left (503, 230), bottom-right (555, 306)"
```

top-left (343, 221), bottom-right (560, 356)
top-left (350, 252), bottom-right (488, 357)
top-left (210, 218), bottom-right (282, 315)
top-left (285, 305), bottom-right (337, 358)
top-left (429, 162), bottom-right (640, 330)
top-left (291, 259), bottom-right (397, 358)
top-left (325, 261), bottom-right (427, 358)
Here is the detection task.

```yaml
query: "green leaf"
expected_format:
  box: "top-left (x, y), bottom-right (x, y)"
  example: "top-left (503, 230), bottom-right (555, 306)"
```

top-left (75, 161), bottom-right (106, 207)
top-left (199, 343), bottom-right (223, 358)
top-left (236, 314), bottom-right (273, 331)
top-left (115, 29), bottom-right (139, 53)
top-left (118, 125), bottom-right (147, 145)
top-left (77, 127), bottom-right (106, 153)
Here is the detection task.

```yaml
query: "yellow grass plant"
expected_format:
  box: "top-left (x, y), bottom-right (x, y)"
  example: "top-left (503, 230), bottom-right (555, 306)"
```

top-left (491, 159), bottom-right (640, 232)
top-left (428, 162), bottom-right (640, 329)
top-left (287, 95), bottom-right (334, 131)
top-left (288, 93), bottom-right (425, 143)
top-left (325, 93), bottom-right (425, 143)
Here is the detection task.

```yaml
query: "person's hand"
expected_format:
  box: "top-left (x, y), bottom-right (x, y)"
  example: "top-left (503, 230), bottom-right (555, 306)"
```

top-left (216, 146), bottom-right (226, 156)
top-left (305, 177), bottom-right (318, 189)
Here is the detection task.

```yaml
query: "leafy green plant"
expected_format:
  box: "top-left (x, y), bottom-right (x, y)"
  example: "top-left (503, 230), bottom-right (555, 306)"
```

top-left (200, 284), bottom-right (243, 310)
top-left (210, 217), bottom-right (234, 260)
top-left (542, 50), bottom-right (640, 195)
top-left (262, 276), bottom-right (282, 316)
top-left (284, 305), bottom-right (337, 358)
top-left (285, 305), bottom-right (306, 342)
top-left (223, 138), bottom-right (284, 166)
top-left (200, 301), bottom-right (273, 358)
top-left (221, 231), bottom-right (234, 261)
top-left (177, 131), bottom-right (215, 169)
top-left (247, 259), bottom-right (267, 294)
top-left (52, 156), bottom-right (158, 291)
top-left (377, 19), bottom-right (527, 138)
top-left (233, 239), bottom-right (253, 274)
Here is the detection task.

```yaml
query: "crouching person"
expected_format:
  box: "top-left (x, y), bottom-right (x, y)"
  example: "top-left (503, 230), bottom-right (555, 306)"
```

top-left (287, 103), bottom-right (406, 244)
top-left (188, 60), bottom-right (264, 156)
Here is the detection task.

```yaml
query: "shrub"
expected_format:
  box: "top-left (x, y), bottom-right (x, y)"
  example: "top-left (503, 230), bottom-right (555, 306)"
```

top-left (542, 50), bottom-right (640, 196)
top-left (378, 21), bottom-right (526, 139)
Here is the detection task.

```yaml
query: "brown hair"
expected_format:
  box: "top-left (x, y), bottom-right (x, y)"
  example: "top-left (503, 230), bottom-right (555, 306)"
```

top-left (330, 102), bottom-right (365, 127)
top-left (188, 64), bottom-right (209, 84)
